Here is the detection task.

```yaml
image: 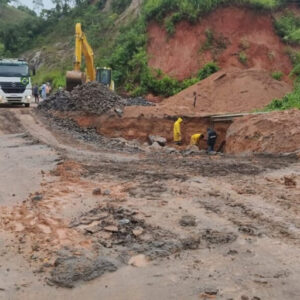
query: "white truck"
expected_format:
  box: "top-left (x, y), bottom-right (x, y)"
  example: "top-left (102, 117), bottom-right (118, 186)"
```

top-left (0, 59), bottom-right (33, 107)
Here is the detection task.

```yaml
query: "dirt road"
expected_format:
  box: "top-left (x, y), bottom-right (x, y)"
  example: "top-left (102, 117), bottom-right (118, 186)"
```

top-left (0, 107), bottom-right (299, 300)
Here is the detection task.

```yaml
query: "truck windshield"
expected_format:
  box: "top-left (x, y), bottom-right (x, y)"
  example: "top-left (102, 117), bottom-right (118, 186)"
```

top-left (0, 64), bottom-right (29, 77)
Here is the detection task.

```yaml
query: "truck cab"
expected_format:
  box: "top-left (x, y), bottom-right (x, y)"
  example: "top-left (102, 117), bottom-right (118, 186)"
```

top-left (0, 59), bottom-right (32, 107)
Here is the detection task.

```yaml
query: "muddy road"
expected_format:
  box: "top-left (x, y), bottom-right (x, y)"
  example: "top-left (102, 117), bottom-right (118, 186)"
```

top-left (0, 107), bottom-right (299, 300)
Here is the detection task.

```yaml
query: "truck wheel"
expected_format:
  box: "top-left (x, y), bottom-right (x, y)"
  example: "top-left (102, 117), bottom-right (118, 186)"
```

top-left (25, 103), bottom-right (30, 107)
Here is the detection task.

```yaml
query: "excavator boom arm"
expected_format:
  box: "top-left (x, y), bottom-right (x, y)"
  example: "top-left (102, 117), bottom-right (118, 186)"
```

top-left (73, 23), bottom-right (96, 81)
top-left (81, 32), bottom-right (96, 81)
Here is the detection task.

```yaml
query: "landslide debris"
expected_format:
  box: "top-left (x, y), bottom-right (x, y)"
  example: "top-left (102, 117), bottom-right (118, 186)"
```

top-left (49, 253), bottom-right (117, 288)
top-left (124, 68), bottom-right (292, 118)
top-left (226, 109), bottom-right (300, 154)
top-left (38, 82), bottom-right (154, 115)
top-left (39, 82), bottom-right (126, 114)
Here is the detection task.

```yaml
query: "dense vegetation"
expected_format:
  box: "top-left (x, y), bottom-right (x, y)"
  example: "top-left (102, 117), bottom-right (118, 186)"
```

top-left (1, 0), bottom-right (300, 100)
top-left (265, 82), bottom-right (300, 110)
top-left (275, 12), bottom-right (300, 44)
top-left (264, 12), bottom-right (300, 110)
top-left (108, 0), bottom-right (287, 95)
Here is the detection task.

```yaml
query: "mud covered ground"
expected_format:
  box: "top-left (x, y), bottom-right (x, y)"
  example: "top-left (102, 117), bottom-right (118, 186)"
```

top-left (0, 107), bottom-right (299, 300)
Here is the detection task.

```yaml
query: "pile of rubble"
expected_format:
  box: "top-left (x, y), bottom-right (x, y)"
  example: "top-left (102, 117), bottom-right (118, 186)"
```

top-left (38, 82), bottom-right (125, 115)
top-left (125, 96), bottom-right (155, 107)
top-left (38, 82), bottom-right (154, 115)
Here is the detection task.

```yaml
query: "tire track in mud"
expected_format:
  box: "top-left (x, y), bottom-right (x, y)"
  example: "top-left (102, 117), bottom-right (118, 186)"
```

top-left (194, 184), bottom-right (300, 243)
top-left (0, 109), bottom-right (24, 135)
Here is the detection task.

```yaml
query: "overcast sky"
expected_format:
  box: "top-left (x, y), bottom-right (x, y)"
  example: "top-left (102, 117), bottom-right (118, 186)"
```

top-left (16, 0), bottom-right (54, 10)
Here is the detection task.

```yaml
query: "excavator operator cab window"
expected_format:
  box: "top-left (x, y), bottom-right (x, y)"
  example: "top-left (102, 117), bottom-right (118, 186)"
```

top-left (96, 68), bottom-right (111, 86)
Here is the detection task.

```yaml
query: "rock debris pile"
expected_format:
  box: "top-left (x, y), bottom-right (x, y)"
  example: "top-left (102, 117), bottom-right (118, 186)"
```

top-left (38, 82), bottom-right (154, 115)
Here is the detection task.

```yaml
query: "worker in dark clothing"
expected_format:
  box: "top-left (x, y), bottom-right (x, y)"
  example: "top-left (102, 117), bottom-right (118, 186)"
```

top-left (207, 128), bottom-right (217, 153)
top-left (33, 85), bottom-right (39, 103)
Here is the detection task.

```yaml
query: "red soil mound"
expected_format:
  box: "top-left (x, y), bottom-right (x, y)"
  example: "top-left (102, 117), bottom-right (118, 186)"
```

top-left (124, 68), bottom-right (292, 118)
top-left (226, 109), bottom-right (300, 154)
top-left (147, 7), bottom-right (292, 81)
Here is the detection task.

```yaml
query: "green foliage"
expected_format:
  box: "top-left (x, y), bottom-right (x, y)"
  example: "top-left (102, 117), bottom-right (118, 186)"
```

top-left (33, 68), bottom-right (66, 89)
top-left (0, 43), bottom-right (4, 57)
top-left (201, 28), bottom-right (215, 51)
top-left (271, 71), bottom-right (283, 80)
top-left (290, 63), bottom-right (300, 77)
top-left (265, 84), bottom-right (300, 111)
top-left (197, 62), bottom-right (219, 80)
top-left (111, 0), bottom-right (132, 14)
top-left (0, 0), bottom-right (287, 97)
top-left (0, 18), bottom-right (44, 54)
top-left (239, 51), bottom-right (248, 65)
top-left (143, 0), bottom-right (282, 32)
top-left (97, 0), bottom-right (107, 9)
top-left (109, 20), bottom-right (147, 87)
top-left (275, 12), bottom-right (300, 44)
top-left (248, 0), bottom-right (278, 10)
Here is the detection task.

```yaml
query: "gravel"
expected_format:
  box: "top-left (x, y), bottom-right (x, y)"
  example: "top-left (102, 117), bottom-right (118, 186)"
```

top-left (38, 82), bottom-right (154, 115)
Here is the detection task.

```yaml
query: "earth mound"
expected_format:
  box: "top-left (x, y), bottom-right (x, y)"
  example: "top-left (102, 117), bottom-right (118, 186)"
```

top-left (124, 68), bottom-right (292, 118)
top-left (38, 82), bottom-right (153, 115)
top-left (225, 109), bottom-right (300, 154)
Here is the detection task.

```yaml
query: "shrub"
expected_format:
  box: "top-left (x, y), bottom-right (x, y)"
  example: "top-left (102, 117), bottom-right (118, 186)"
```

top-left (248, 0), bottom-right (278, 10)
top-left (111, 0), bottom-right (132, 14)
top-left (197, 62), bottom-right (219, 80)
top-left (275, 12), bottom-right (300, 44)
top-left (201, 28), bottom-right (214, 51)
top-left (33, 69), bottom-right (66, 89)
top-left (0, 42), bottom-right (4, 56)
top-left (271, 71), bottom-right (283, 81)
top-left (290, 63), bottom-right (300, 77)
top-left (239, 38), bottom-right (250, 50)
top-left (239, 51), bottom-right (248, 65)
top-left (265, 85), bottom-right (300, 110)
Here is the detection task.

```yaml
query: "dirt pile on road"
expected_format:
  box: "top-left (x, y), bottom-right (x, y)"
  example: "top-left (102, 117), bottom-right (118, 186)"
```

top-left (124, 68), bottom-right (292, 118)
top-left (226, 109), bottom-right (300, 154)
top-left (39, 82), bottom-right (126, 115)
top-left (39, 82), bottom-right (154, 115)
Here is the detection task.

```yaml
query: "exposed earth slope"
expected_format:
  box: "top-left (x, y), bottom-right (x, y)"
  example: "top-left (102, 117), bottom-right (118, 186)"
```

top-left (124, 68), bottom-right (292, 117)
top-left (148, 6), bottom-right (293, 81)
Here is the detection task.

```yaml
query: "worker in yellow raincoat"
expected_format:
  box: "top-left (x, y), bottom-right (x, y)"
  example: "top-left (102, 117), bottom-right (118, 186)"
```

top-left (190, 133), bottom-right (204, 147)
top-left (173, 117), bottom-right (183, 145)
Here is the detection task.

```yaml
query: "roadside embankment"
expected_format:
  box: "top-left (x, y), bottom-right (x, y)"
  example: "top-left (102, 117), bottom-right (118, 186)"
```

top-left (226, 109), bottom-right (300, 154)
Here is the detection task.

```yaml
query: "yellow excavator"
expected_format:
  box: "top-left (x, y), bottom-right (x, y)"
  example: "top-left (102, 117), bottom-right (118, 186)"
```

top-left (66, 23), bottom-right (114, 91)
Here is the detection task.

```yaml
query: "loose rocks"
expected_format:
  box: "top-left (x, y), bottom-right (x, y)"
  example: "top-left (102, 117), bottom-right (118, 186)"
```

top-left (50, 254), bottom-right (117, 288)
top-left (201, 229), bottom-right (237, 245)
top-left (148, 135), bottom-right (167, 146)
top-left (39, 82), bottom-right (126, 115)
top-left (125, 97), bottom-right (155, 107)
top-left (39, 83), bottom-right (155, 116)
top-left (92, 188), bottom-right (102, 195)
top-left (179, 215), bottom-right (196, 227)
top-left (149, 142), bottom-right (162, 150)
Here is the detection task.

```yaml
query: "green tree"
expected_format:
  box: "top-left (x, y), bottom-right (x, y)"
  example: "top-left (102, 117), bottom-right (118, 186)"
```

top-left (33, 0), bottom-right (44, 12)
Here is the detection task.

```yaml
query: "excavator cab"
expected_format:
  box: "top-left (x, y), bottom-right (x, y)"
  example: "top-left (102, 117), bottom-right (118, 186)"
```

top-left (96, 67), bottom-right (114, 91)
top-left (66, 23), bottom-right (115, 91)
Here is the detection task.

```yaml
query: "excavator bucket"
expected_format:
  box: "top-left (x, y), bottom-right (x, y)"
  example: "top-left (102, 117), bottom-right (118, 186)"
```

top-left (66, 70), bottom-right (86, 92)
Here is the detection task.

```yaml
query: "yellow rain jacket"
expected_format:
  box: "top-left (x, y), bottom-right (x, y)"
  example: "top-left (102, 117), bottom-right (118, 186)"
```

top-left (173, 117), bottom-right (183, 142)
top-left (190, 133), bottom-right (203, 145)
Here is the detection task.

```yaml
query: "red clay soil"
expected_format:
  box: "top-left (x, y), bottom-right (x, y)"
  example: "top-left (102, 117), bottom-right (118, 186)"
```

top-left (147, 6), bottom-right (293, 81)
top-left (226, 109), bottom-right (300, 154)
top-left (124, 68), bottom-right (292, 118)
top-left (73, 112), bottom-right (228, 148)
